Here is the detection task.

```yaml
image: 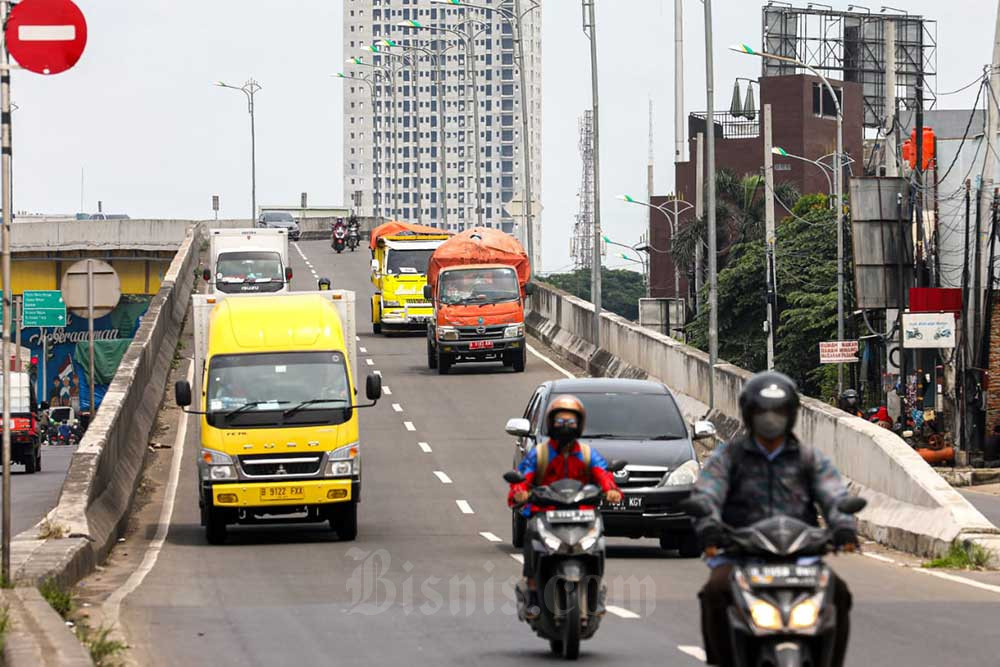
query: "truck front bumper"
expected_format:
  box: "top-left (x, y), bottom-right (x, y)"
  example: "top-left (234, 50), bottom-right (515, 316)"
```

top-left (438, 336), bottom-right (524, 360)
top-left (208, 479), bottom-right (354, 508)
top-left (381, 303), bottom-right (434, 326)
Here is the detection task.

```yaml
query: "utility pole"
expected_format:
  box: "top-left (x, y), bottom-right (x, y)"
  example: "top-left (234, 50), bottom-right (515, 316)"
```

top-left (884, 20), bottom-right (898, 178)
top-left (695, 132), bottom-right (704, 314)
top-left (1, 0), bottom-right (12, 583)
top-left (647, 99), bottom-right (654, 298)
top-left (408, 54), bottom-right (424, 225)
top-left (435, 52), bottom-right (448, 228)
top-left (513, 0), bottom-right (535, 268)
top-left (674, 0), bottom-right (685, 164)
top-left (763, 104), bottom-right (777, 370)
top-left (704, 0), bottom-right (718, 410)
top-left (464, 20), bottom-right (484, 228)
top-left (583, 0), bottom-right (602, 351)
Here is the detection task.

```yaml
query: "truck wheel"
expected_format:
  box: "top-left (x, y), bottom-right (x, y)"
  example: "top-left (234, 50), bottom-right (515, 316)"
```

top-left (512, 510), bottom-right (527, 548)
top-left (334, 503), bottom-right (358, 541)
top-left (513, 347), bottom-right (526, 373)
top-left (428, 340), bottom-right (438, 369)
top-left (437, 352), bottom-right (452, 375)
top-left (205, 508), bottom-right (228, 545)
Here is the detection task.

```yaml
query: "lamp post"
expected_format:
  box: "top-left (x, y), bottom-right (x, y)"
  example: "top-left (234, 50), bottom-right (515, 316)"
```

top-left (582, 0), bottom-right (603, 352)
top-left (734, 43), bottom-right (845, 394)
top-left (618, 194), bottom-right (694, 298)
top-left (603, 235), bottom-right (650, 289)
top-left (398, 18), bottom-right (488, 228)
top-left (431, 0), bottom-right (541, 263)
top-left (335, 72), bottom-right (381, 223)
top-left (215, 79), bottom-right (262, 221)
top-left (705, 0), bottom-right (718, 410)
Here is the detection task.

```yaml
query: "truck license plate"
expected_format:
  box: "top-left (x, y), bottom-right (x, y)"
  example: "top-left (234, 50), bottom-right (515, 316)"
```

top-left (469, 340), bottom-right (494, 350)
top-left (260, 486), bottom-right (305, 501)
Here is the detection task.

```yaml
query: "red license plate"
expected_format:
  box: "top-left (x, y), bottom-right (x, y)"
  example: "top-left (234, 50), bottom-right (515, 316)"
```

top-left (469, 340), bottom-right (494, 350)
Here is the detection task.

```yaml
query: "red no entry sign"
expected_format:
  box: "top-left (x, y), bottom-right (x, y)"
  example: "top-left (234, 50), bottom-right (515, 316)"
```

top-left (6, 0), bottom-right (87, 75)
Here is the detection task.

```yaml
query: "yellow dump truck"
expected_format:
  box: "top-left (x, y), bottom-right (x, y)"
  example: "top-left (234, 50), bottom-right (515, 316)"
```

top-left (175, 290), bottom-right (381, 544)
top-left (369, 222), bottom-right (451, 334)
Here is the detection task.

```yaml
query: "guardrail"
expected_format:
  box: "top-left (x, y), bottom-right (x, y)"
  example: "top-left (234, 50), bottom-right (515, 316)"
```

top-left (526, 280), bottom-right (1000, 560)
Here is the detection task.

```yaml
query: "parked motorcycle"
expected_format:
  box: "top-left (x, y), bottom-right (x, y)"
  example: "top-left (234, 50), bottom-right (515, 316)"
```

top-left (332, 225), bottom-right (347, 253)
top-left (680, 495), bottom-right (867, 667)
top-left (503, 464), bottom-right (625, 660)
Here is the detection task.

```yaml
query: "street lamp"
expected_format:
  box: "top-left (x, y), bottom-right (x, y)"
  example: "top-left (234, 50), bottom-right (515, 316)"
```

top-left (398, 18), bottom-right (488, 229)
top-left (215, 79), bottom-right (262, 221)
top-left (603, 235), bottom-right (649, 286)
top-left (430, 0), bottom-right (541, 265)
top-left (618, 194), bottom-right (694, 300)
top-left (733, 42), bottom-right (846, 395)
top-left (581, 0), bottom-right (604, 353)
top-left (335, 72), bottom-right (382, 223)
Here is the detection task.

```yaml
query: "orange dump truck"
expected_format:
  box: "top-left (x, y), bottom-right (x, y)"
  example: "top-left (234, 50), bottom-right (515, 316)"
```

top-left (423, 227), bottom-right (533, 374)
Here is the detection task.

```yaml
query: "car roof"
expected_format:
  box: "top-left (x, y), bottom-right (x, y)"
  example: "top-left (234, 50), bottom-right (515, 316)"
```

top-left (546, 378), bottom-right (669, 395)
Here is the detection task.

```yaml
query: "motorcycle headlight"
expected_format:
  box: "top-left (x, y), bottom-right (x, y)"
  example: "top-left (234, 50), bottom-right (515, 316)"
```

top-left (438, 326), bottom-right (459, 341)
top-left (788, 594), bottom-right (823, 630)
top-left (382, 300), bottom-right (402, 308)
top-left (662, 459), bottom-right (700, 486)
top-left (535, 522), bottom-right (563, 551)
top-left (503, 323), bottom-right (524, 339)
top-left (746, 595), bottom-right (783, 631)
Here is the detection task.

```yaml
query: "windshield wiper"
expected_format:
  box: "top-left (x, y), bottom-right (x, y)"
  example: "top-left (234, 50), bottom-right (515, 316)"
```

top-left (223, 400), bottom-right (288, 420)
top-left (282, 398), bottom-right (348, 419)
top-left (478, 296), bottom-right (518, 307)
top-left (649, 434), bottom-right (686, 440)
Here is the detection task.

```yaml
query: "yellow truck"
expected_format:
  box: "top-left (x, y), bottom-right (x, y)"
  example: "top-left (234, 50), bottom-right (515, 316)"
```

top-left (174, 290), bottom-right (381, 544)
top-left (369, 225), bottom-right (451, 334)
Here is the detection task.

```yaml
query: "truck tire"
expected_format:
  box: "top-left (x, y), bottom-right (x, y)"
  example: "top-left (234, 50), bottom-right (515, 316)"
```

top-left (513, 347), bottom-right (526, 373)
top-left (371, 299), bottom-right (382, 335)
top-left (205, 508), bottom-right (227, 545)
top-left (334, 502), bottom-right (358, 541)
top-left (428, 340), bottom-right (438, 369)
top-left (437, 352), bottom-right (452, 375)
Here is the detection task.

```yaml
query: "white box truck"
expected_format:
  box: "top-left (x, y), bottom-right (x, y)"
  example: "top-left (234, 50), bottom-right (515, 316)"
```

top-left (203, 228), bottom-right (293, 295)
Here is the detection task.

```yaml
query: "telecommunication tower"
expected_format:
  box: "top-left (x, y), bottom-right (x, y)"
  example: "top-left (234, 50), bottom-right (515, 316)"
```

top-left (571, 110), bottom-right (595, 269)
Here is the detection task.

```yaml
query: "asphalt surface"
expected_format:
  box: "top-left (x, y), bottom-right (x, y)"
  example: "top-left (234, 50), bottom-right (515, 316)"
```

top-left (961, 487), bottom-right (1000, 528)
top-left (0, 441), bottom-right (77, 536)
top-left (115, 241), bottom-right (1000, 666)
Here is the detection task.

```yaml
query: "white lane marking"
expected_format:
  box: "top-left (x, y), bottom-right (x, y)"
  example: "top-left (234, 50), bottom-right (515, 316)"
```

top-left (677, 645), bottom-right (706, 662)
top-left (356, 336), bottom-right (360, 341)
top-left (913, 568), bottom-right (1000, 595)
top-left (606, 605), bottom-right (641, 619)
top-left (383, 386), bottom-right (392, 396)
top-left (510, 554), bottom-right (525, 564)
top-left (433, 471), bottom-right (453, 484)
top-left (418, 441), bottom-right (432, 453)
top-left (527, 344), bottom-right (575, 379)
top-left (392, 403), bottom-right (403, 412)
top-left (103, 361), bottom-right (193, 628)
top-left (480, 531), bottom-right (503, 543)
top-left (360, 347), bottom-right (368, 353)
top-left (862, 552), bottom-right (897, 564)
top-left (404, 421), bottom-right (416, 431)
top-left (365, 358), bottom-right (374, 366)
top-left (373, 370), bottom-right (382, 376)
top-left (456, 500), bottom-right (474, 514)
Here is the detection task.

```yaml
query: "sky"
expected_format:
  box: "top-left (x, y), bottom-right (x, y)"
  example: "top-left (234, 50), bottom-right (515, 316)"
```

top-left (8, 0), bottom-right (997, 273)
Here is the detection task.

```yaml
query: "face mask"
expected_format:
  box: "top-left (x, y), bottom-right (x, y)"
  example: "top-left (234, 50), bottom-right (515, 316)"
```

top-left (752, 411), bottom-right (789, 440)
top-left (550, 416), bottom-right (581, 445)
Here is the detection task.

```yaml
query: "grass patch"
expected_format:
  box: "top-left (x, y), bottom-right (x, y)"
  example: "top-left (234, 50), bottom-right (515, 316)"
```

top-left (923, 541), bottom-right (992, 570)
top-left (38, 578), bottom-right (72, 619)
top-left (0, 604), bottom-right (10, 652)
top-left (76, 623), bottom-right (127, 667)
top-left (37, 519), bottom-right (66, 540)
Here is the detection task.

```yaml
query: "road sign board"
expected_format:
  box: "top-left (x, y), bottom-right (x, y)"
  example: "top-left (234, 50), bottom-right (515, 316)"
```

top-left (62, 259), bottom-right (121, 319)
top-left (6, 0), bottom-right (88, 76)
top-left (901, 312), bottom-right (956, 349)
top-left (819, 340), bottom-right (859, 364)
top-left (22, 290), bottom-right (66, 327)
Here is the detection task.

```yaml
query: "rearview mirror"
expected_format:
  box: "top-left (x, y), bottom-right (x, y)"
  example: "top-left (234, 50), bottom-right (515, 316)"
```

top-left (366, 373), bottom-right (382, 401)
top-left (174, 380), bottom-right (192, 408)
top-left (505, 417), bottom-right (531, 438)
top-left (503, 470), bottom-right (525, 484)
top-left (837, 496), bottom-right (867, 515)
top-left (202, 268), bottom-right (211, 282)
top-left (423, 285), bottom-right (433, 301)
top-left (285, 267), bottom-right (293, 281)
top-left (607, 459), bottom-right (628, 473)
top-left (693, 420), bottom-right (717, 441)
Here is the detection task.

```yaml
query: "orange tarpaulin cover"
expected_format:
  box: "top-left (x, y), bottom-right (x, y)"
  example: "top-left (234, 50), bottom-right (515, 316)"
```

top-left (369, 220), bottom-right (449, 250)
top-left (427, 227), bottom-right (530, 288)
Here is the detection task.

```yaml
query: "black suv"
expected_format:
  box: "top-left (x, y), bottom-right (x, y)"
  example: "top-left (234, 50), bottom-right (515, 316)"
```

top-left (257, 211), bottom-right (301, 240)
top-left (505, 378), bottom-right (717, 557)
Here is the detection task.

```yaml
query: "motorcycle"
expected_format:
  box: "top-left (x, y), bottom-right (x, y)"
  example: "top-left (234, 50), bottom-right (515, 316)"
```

top-left (680, 495), bottom-right (867, 667)
top-left (332, 225), bottom-right (347, 253)
top-left (503, 463), bottom-right (625, 660)
top-left (347, 225), bottom-right (360, 252)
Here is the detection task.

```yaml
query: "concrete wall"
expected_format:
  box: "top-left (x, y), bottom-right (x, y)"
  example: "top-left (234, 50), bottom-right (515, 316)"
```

top-left (527, 281), bottom-right (1000, 559)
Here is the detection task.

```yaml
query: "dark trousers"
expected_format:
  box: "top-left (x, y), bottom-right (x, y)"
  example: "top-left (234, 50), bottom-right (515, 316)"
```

top-left (699, 564), bottom-right (852, 667)
top-left (522, 519), bottom-right (536, 578)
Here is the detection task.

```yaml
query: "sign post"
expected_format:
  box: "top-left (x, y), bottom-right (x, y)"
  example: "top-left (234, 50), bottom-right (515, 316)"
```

top-left (61, 260), bottom-right (120, 415)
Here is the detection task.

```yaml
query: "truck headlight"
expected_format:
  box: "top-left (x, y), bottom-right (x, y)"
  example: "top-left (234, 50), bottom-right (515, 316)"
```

top-left (327, 460), bottom-right (353, 477)
top-left (438, 326), bottom-right (459, 341)
top-left (661, 459), bottom-right (700, 486)
top-left (327, 442), bottom-right (359, 477)
top-left (210, 465), bottom-right (237, 480)
top-left (202, 449), bottom-right (237, 480)
top-left (383, 300), bottom-right (402, 308)
top-left (503, 323), bottom-right (524, 339)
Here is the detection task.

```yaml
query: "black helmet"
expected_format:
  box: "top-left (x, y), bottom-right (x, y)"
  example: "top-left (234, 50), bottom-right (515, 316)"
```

top-left (839, 389), bottom-right (859, 409)
top-left (738, 371), bottom-right (800, 435)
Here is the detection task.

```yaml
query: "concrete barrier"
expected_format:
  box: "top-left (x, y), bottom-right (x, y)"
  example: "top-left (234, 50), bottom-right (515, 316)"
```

top-left (527, 281), bottom-right (1000, 559)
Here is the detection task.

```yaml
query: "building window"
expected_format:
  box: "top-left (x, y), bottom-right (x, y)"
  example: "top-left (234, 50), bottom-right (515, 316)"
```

top-left (812, 83), bottom-right (842, 119)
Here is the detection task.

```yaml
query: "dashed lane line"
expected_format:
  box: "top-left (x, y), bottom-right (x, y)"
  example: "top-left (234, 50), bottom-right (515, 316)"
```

top-left (677, 645), bottom-right (706, 662)
top-left (480, 531), bottom-right (503, 543)
top-left (510, 554), bottom-right (524, 564)
top-left (404, 421), bottom-right (416, 431)
top-left (433, 471), bottom-right (453, 484)
top-left (365, 358), bottom-right (374, 366)
top-left (392, 403), bottom-right (403, 412)
top-left (527, 344), bottom-right (575, 379)
top-left (418, 442), bottom-right (432, 453)
top-left (360, 347), bottom-right (368, 353)
top-left (605, 605), bottom-right (641, 619)
top-left (383, 387), bottom-right (392, 395)
top-left (456, 500), bottom-right (474, 514)
top-left (862, 552), bottom-right (897, 564)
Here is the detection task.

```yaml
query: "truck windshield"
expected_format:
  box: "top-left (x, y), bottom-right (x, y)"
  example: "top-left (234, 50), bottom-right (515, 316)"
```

top-left (216, 252), bottom-right (283, 283)
top-left (386, 248), bottom-right (434, 275)
top-left (439, 267), bottom-right (520, 305)
top-left (206, 351), bottom-right (351, 428)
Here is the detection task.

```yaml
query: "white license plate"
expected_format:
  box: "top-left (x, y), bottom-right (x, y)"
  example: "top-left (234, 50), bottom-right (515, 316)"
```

top-left (546, 509), bottom-right (595, 524)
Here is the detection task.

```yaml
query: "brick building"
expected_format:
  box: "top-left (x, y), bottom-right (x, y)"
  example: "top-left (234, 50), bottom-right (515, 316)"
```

top-left (651, 74), bottom-right (864, 301)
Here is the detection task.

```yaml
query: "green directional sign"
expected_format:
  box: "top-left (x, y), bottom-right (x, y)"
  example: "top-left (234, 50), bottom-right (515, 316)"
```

top-left (22, 290), bottom-right (67, 328)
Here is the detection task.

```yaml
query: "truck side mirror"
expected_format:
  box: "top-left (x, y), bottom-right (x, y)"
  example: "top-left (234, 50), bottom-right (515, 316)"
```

top-left (371, 259), bottom-right (379, 273)
top-left (175, 380), bottom-right (192, 407)
top-left (423, 285), bottom-right (433, 301)
top-left (366, 373), bottom-right (382, 401)
top-left (202, 268), bottom-right (211, 282)
top-left (285, 267), bottom-right (294, 281)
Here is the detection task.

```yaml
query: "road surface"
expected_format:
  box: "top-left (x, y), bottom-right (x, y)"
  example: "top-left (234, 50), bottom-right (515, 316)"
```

top-left (1, 442), bottom-right (76, 536)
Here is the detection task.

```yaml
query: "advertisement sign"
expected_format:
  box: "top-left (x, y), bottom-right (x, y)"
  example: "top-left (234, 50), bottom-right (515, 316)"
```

top-left (901, 312), bottom-right (956, 349)
top-left (819, 340), bottom-right (859, 364)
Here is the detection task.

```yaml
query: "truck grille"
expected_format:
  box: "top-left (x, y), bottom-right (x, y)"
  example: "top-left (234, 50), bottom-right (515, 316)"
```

top-left (457, 325), bottom-right (506, 340)
top-left (239, 454), bottom-right (322, 478)
top-left (615, 465), bottom-right (670, 490)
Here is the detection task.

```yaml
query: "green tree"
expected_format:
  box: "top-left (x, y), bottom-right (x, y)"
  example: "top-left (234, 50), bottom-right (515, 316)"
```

top-left (543, 267), bottom-right (646, 321)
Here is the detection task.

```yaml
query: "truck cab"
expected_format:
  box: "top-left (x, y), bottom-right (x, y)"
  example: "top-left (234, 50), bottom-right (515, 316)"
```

top-left (176, 291), bottom-right (380, 544)
top-left (204, 228), bottom-right (293, 295)
top-left (370, 232), bottom-right (450, 333)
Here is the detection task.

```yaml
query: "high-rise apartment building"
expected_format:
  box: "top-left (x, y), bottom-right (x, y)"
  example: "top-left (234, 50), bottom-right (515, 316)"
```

top-left (342, 0), bottom-right (542, 266)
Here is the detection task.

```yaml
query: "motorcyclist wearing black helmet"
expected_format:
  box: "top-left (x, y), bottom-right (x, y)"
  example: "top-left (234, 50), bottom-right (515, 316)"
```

top-left (692, 371), bottom-right (858, 667)
top-left (838, 389), bottom-right (864, 418)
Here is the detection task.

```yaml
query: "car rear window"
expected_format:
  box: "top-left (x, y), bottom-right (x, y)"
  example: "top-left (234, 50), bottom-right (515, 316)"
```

top-left (544, 392), bottom-right (687, 441)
